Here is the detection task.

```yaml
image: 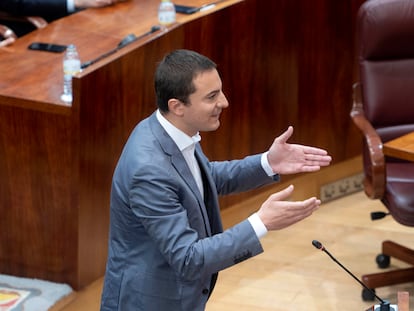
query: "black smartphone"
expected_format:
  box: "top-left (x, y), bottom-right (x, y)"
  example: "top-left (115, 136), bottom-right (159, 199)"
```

top-left (174, 4), bottom-right (199, 14)
top-left (28, 42), bottom-right (67, 53)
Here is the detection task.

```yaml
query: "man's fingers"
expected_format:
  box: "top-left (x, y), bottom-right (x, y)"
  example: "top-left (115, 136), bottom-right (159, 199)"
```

top-left (0, 37), bottom-right (15, 48)
top-left (268, 184), bottom-right (294, 202)
top-left (303, 150), bottom-right (332, 168)
top-left (303, 145), bottom-right (329, 156)
top-left (274, 126), bottom-right (293, 144)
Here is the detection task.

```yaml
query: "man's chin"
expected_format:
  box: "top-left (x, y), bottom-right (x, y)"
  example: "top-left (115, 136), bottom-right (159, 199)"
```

top-left (201, 122), bottom-right (220, 133)
top-left (210, 121), bottom-right (221, 131)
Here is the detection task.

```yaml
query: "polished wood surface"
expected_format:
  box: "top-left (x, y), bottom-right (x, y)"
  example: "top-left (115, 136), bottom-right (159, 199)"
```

top-left (52, 159), bottom-right (414, 311)
top-left (383, 132), bottom-right (414, 162)
top-left (0, 0), bottom-right (240, 111)
top-left (0, 0), bottom-right (365, 289)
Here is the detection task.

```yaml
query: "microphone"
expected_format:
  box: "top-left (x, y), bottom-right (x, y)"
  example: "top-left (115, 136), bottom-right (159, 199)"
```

top-left (117, 25), bottom-right (161, 49)
top-left (371, 211), bottom-right (390, 221)
top-left (81, 25), bottom-right (161, 69)
top-left (312, 240), bottom-right (396, 311)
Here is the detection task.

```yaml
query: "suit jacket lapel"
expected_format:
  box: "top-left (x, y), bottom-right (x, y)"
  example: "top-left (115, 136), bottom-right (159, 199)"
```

top-left (149, 114), bottom-right (212, 236)
top-left (195, 146), bottom-right (223, 235)
top-left (171, 153), bottom-right (213, 236)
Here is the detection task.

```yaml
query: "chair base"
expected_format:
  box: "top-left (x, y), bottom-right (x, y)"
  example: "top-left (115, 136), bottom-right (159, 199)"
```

top-left (362, 240), bottom-right (414, 289)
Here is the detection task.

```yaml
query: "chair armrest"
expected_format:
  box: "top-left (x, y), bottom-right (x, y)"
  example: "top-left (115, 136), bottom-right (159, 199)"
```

top-left (350, 83), bottom-right (385, 199)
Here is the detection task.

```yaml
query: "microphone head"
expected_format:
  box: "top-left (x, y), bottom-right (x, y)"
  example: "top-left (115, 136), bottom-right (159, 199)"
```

top-left (151, 25), bottom-right (161, 33)
top-left (118, 34), bottom-right (137, 48)
top-left (311, 239), bottom-right (387, 305)
top-left (312, 240), bottom-right (323, 250)
top-left (370, 211), bottom-right (389, 220)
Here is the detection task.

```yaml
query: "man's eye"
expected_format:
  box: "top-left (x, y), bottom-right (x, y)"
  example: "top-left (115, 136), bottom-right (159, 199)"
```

top-left (208, 93), bottom-right (218, 100)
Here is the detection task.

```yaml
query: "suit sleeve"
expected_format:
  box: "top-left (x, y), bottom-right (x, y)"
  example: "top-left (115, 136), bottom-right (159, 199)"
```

top-left (208, 153), bottom-right (277, 195)
top-left (0, 0), bottom-right (68, 19)
top-left (129, 161), bottom-right (264, 282)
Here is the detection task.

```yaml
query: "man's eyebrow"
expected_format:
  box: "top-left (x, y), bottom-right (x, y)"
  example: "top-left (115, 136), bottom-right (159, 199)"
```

top-left (205, 89), bottom-right (220, 97)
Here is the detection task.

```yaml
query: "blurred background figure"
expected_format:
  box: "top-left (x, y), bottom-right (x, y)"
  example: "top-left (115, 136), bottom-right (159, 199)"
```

top-left (0, 24), bottom-right (16, 47)
top-left (0, 0), bottom-right (126, 38)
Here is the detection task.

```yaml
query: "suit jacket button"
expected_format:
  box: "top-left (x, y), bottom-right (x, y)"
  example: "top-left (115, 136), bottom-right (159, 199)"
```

top-left (202, 288), bottom-right (209, 295)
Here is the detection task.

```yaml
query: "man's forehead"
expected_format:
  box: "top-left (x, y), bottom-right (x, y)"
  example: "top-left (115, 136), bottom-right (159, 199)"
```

top-left (192, 69), bottom-right (220, 86)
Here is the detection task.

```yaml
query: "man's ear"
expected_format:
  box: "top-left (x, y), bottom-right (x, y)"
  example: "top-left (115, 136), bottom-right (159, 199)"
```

top-left (168, 98), bottom-right (184, 116)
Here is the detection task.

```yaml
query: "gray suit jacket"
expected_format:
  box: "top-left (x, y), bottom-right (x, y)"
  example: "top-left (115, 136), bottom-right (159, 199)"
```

top-left (100, 112), bottom-right (276, 310)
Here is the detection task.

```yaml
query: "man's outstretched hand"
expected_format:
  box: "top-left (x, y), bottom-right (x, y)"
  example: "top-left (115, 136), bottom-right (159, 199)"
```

top-left (267, 126), bottom-right (332, 175)
top-left (257, 185), bottom-right (320, 231)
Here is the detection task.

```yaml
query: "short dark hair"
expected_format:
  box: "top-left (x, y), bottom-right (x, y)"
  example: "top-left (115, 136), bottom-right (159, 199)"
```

top-left (154, 49), bottom-right (217, 112)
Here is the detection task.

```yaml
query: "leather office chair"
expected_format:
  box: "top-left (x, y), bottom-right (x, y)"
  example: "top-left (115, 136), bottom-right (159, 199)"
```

top-left (350, 0), bottom-right (414, 301)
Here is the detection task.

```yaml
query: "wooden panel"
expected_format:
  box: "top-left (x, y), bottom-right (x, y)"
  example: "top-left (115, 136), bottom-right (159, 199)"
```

top-left (0, 105), bottom-right (78, 284)
top-left (191, 0), bottom-right (365, 161)
top-left (180, 0), bottom-right (366, 206)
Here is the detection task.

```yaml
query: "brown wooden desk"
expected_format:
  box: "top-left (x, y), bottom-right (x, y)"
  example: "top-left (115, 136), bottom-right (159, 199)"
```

top-left (0, 0), bottom-right (364, 289)
top-left (383, 132), bottom-right (414, 162)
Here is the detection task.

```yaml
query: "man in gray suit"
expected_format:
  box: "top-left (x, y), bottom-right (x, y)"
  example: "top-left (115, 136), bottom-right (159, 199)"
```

top-left (100, 49), bottom-right (332, 311)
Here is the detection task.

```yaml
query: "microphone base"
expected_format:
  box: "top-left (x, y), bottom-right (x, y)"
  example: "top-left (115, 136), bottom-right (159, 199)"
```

top-left (374, 304), bottom-right (397, 311)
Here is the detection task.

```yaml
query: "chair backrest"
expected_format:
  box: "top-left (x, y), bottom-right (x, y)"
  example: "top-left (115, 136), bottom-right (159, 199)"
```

top-left (358, 0), bottom-right (414, 143)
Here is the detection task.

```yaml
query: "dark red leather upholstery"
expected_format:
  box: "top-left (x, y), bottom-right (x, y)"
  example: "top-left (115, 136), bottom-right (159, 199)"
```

top-left (351, 0), bottom-right (414, 297)
top-left (358, 0), bottom-right (414, 226)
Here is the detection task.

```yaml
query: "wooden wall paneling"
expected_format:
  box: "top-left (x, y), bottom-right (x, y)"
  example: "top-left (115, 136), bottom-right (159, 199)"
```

top-left (180, 0), bottom-right (366, 207)
top-left (0, 105), bottom-right (78, 285)
top-left (178, 0), bottom-right (366, 163)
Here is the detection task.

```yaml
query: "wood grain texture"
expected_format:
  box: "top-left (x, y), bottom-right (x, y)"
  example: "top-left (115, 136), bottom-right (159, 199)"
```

top-left (383, 132), bottom-right (414, 162)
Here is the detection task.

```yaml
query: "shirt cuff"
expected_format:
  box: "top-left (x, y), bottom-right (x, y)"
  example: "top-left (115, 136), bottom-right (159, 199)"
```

top-left (67, 0), bottom-right (75, 12)
top-left (261, 151), bottom-right (278, 178)
top-left (248, 213), bottom-right (268, 239)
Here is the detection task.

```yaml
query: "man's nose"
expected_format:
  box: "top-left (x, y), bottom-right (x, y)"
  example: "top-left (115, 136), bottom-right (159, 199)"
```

top-left (218, 93), bottom-right (229, 108)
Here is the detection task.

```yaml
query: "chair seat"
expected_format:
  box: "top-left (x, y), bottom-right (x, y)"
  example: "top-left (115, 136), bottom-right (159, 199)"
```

top-left (384, 162), bottom-right (414, 226)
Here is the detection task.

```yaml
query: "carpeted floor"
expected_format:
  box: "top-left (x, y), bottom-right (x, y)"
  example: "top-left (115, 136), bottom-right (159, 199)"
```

top-left (0, 274), bottom-right (72, 311)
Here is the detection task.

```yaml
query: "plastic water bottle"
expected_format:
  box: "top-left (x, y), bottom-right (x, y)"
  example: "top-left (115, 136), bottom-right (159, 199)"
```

top-left (158, 0), bottom-right (176, 26)
top-left (61, 44), bottom-right (81, 104)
